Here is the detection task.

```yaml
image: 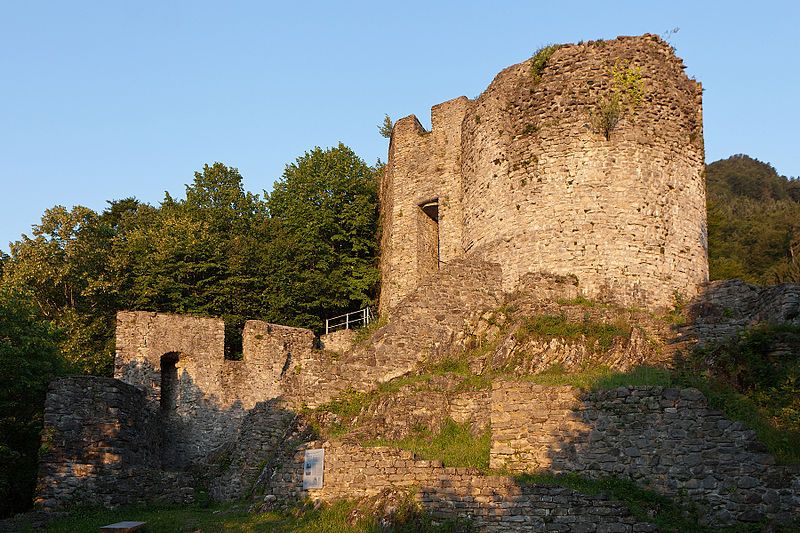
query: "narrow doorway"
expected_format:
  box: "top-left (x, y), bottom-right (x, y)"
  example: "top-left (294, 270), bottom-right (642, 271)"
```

top-left (160, 352), bottom-right (180, 413)
top-left (418, 199), bottom-right (440, 275)
top-left (160, 352), bottom-right (181, 469)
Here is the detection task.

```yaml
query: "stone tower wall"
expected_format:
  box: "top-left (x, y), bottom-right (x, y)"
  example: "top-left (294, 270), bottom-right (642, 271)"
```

top-left (379, 34), bottom-right (708, 314)
top-left (379, 97), bottom-right (472, 313)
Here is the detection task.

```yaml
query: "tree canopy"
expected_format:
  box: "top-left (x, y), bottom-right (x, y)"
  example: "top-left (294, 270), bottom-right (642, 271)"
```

top-left (0, 145), bottom-right (380, 375)
top-left (706, 155), bottom-right (800, 283)
top-left (0, 289), bottom-right (64, 517)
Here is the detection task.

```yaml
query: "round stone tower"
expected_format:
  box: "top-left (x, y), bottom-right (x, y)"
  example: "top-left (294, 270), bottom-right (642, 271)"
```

top-left (379, 34), bottom-right (707, 314)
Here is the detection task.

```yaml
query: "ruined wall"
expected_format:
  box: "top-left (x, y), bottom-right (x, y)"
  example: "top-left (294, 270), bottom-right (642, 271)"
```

top-left (380, 34), bottom-right (708, 314)
top-left (265, 442), bottom-right (656, 532)
top-left (319, 328), bottom-right (357, 353)
top-left (114, 311), bottom-right (315, 467)
top-left (208, 399), bottom-right (297, 502)
top-left (379, 97), bottom-right (472, 314)
top-left (35, 377), bottom-right (194, 510)
top-left (490, 381), bottom-right (800, 526)
top-left (281, 257), bottom-right (503, 408)
top-left (340, 374), bottom-right (490, 441)
top-left (685, 279), bottom-right (800, 345)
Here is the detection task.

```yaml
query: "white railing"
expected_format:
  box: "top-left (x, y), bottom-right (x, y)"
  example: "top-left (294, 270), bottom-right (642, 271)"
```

top-left (325, 307), bottom-right (373, 335)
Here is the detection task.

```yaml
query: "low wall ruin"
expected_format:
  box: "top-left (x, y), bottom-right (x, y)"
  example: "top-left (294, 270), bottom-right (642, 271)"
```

top-left (265, 442), bottom-right (656, 532)
top-left (34, 377), bottom-right (194, 510)
top-left (490, 381), bottom-right (800, 525)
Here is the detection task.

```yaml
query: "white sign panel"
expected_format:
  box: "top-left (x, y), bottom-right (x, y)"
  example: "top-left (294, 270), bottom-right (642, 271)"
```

top-left (302, 448), bottom-right (324, 489)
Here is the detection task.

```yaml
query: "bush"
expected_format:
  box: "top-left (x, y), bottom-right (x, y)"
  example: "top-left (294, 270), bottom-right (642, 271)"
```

top-left (676, 324), bottom-right (800, 463)
top-left (530, 45), bottom-right (562, 83)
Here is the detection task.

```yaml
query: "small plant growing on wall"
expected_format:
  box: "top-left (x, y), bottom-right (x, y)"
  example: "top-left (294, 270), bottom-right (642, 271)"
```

top-left (589, 60), bottom-right (645, 140)
top-left (530, 44), bottom-right (562, 83)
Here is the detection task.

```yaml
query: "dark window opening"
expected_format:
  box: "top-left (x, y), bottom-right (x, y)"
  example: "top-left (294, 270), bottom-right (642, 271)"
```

top-left (224, 316), bottom-right (245, 360)
top-left (420, 200), bottom-right (439, 222)
top-left (160, 352), bottom-right (180, 412)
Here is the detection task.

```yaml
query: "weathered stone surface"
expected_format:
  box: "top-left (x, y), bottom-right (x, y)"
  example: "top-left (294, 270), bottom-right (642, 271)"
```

top-left (280, 256), bottom-right (504, 408)
top-left (489, 381), bottom-right (800, 526)
top-left (34, 377), bottom-right (194, 510)
top-left (380, 34), bottom-right (707, 315)
top-left (261, 441), bottom-right (657, 532)
top-left (319, 328), bottom-right (357, 354)
top-left (114, 311), bottom-right (316, 467)
top-left (684, 279), bottom-right (800, 345)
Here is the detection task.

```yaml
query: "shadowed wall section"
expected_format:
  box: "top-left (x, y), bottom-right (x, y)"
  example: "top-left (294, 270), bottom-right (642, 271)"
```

top-left (489, 381), bottom-right (800, 525)
top-left (113, 311), bottom-right (316, 467)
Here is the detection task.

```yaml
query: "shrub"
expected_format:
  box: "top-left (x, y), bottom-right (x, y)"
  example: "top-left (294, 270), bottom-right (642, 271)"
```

top-left (530, 45), bottom-right (562, 83)
top-left (589, 60), bottom-right (645, 140)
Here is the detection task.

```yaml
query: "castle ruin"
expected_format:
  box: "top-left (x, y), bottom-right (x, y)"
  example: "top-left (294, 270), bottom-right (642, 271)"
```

top-left (380, 34), bottom-right (707, 313)
top-left (32, 35), bottom-right (800, 529)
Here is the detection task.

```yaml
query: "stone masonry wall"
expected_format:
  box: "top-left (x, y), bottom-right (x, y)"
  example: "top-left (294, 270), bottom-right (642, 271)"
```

top-left (490, 381), bottom-right (800, 526)
top-left (208, 399), bottom-right (297, 502)
top-left (281, 257), bottom-right (503, 408)
top-left (341, 375), bottom-right (490, 441)
top-left (685, 279), bottom-right (800, 345)
top-left (380, 34), bottom-right (708, 314)
top-left (265, 442), bottom-right (656, 532)
top-left (114, 311), bottom-right (315, 467)
top-left (379, 97), bottom-right (472, 314)
top-left (35, 377), bottom-right (194, 510)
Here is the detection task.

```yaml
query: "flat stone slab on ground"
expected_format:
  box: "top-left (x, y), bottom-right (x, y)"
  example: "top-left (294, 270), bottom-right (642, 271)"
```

top-left (99, 521), bottom-right (147, 532)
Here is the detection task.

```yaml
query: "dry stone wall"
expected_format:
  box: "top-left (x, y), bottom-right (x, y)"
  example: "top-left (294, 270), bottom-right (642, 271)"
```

top-left (34, 377), bottom-right (194, 510)
top-left (490, 381), bottom-right (800, 526)
top-left (380, 34), bottom-right (708, 315)
top-left (685, 279), bottom-right (800, 345)
top-left (114, 311), bottom-right (315, 466)
top-left (281, 257), bottom-right (503, 408)
top-left (319, 328), bottom-right (357, 353)
top-left (264, 442), bottom-right (656, 532)
top-left (208, 399), bottom-right (297, 502)
top-left (339, 375), bottom-right (490, 441)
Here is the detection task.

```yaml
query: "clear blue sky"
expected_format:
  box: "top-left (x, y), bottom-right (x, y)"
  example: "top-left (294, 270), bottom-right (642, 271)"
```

top-left (1, 1), bottom-right (798, 253)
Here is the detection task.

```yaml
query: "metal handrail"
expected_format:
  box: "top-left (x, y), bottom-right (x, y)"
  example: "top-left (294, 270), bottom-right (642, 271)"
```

top-left (325, 307), bottom-right (373, 335)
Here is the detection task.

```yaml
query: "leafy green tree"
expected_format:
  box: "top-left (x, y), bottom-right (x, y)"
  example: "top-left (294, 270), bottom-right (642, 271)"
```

top-left (119, 163), bottom-right (271, 358)
top-left (706, 155), bottom-right (800, 283)
top-left (0, 289), bottom-right (64, 517)
top-left (1, 206), bottom-right (117, 374)
top-left (266, 143), bottom-right (380, 330)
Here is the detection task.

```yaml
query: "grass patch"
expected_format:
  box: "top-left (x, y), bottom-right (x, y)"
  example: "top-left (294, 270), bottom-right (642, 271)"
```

top-left (518, 314), bottom-right (632, 351)
top-left (556, 295), bottom-right (602, 308)
top-left (353, 316), bottom-right (387, 344)
top-left (309, 388), bottom-right (371, 437)
top-left (34, 498), bottom-right (467, 533)
top-left (515, 473), bottom-right (706, 532)
top-left (522, 364), bottom-right (672, 390)
top-left (366, 418), bottom-right (490, 472)
top-left (428, 356), bottom-right (471, 376)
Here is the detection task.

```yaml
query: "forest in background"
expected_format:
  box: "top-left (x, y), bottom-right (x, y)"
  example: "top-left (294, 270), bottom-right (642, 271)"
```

top-left (1, 151), bottom-right (798, 517)
top-left (707, 154), bottom-right (800, 283)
